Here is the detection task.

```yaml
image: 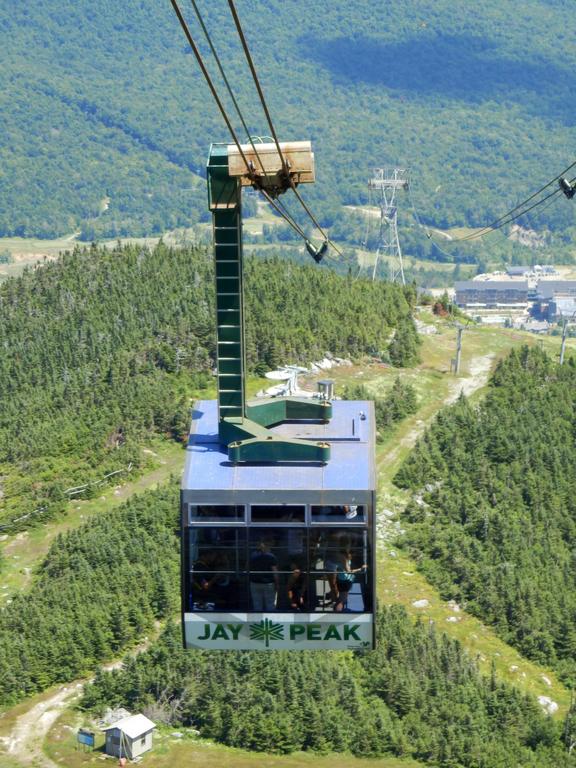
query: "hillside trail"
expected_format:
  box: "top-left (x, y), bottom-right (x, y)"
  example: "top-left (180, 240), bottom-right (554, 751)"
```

top-left (0, 629), bottom-right (159, 768)
top-left (379, 352), bottom-right (494, 476)
top-left (376, 349), bottom-right (569, 716)
top-left (0, 442), bottom-right (183, 605)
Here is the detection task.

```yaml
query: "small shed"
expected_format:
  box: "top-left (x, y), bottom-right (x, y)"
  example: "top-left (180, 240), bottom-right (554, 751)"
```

top-left (104, 714), bottom-right (156, 760)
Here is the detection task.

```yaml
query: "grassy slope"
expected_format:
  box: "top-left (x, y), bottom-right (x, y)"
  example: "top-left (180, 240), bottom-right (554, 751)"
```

top-left (0, 440), bottom-right (183, 604)
top-left (0, 374), bottom-right (270, 601)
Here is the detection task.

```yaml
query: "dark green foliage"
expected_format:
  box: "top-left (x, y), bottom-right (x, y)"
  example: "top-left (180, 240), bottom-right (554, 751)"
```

top-left (389, 316), bottom-right (422, 367)
top-left (343, 377), bottom-right (418, 441)
top-left (80, 608), bottom-right (570, 766)
top-left (396, 347), bottom-right (576, 684)
top-left (1, 0), bottom-right (576, 264)
top-left (0, 243), bottom-right (413, 529)
top-left (0, 484), bottom-right (179, 705)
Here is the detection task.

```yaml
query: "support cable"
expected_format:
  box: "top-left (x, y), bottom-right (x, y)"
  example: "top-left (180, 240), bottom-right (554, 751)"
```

top-left (434, 160), bottom-right (576, 244)
top-left (169, 0), bottom-right (252, 175)
top-left (188, 0), bottom-right (268, 179)
top-left (170, 1), bottom-right (316, 254)
top-left (170, 0), bottom-right (340, 262)
top-left (226, 0), bottom-right (288, 177)
top-left (457, 186), bottom-right (562, 242)
top-left (184, 1), bottom-right (336, 261)
top-left (226, 0), bottom-right (343, 256)
top-left (407, 183), bottom-right (456, 260)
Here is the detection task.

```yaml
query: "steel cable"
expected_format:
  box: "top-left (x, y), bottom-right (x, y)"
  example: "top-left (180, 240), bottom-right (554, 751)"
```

top-left (170, 0), bottom-right (323, 252)
top-left (226, 0), bottom-right (343, 256)
top-left (168, 0), bottom-right (255, 176)
top-left (440, 160), bottom-right (576, 244)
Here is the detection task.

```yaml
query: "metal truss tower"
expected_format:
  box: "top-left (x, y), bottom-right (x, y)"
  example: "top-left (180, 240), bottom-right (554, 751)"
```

top-left (368, 167), bottom-right (409, 285)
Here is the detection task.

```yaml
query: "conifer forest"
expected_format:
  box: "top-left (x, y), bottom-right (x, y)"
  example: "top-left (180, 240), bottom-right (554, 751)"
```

top-left (2, 1), bottom-right (576, 768)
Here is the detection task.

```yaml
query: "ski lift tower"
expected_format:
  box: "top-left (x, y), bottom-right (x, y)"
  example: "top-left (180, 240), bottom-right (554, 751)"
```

top-left (368, 167), bottom-right (409, 285)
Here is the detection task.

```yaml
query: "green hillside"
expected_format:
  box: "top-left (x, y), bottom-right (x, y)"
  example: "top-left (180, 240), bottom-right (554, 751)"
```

top-left (2, 0), bottom-right (576, 255)
top-left (395, 346), bottom-right (576, 685)
top-left (0, 242), bottom-right (413, 531)
top-left (80, 611), bottom-right (572, 767)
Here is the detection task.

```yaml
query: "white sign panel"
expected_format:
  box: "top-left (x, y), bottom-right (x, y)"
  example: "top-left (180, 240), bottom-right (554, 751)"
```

top-left (184, 612), bottom-right (373, 650)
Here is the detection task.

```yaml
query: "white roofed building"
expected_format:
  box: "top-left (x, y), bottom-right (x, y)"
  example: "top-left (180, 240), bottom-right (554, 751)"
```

top-left (104, 714), bottom-right (156, 759)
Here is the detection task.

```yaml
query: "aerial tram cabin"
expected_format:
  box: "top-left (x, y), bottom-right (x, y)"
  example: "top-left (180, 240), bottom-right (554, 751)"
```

top-left (181, 141), bottom-right (376, 651)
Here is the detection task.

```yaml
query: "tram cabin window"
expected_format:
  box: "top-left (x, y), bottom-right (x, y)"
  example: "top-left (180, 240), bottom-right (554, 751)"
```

top-left (187, 527), bottom-right (247, 611)
top-left (185, 523), bottom-right (372, 614)
top-left (250, 505), bottom-right (305, 523)
top-left (189, 504), bottom-right (245, 522)
top-left (311, 505), bottom-right (365, 523)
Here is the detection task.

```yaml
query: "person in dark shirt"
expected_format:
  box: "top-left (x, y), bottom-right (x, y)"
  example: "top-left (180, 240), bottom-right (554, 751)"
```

top-left (287, 561), bottom-right (307, 611)
top-left (249, 539), bottom-right (279, 611)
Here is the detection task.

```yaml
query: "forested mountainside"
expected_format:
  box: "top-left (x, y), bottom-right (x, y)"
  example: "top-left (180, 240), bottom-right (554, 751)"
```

top-left (0, 485), bottom-right (178, 704)
top-left (396, 347), bottom-right (576, 685)
top-left (0, 243), bottom-right (414, 531)
top-left (2, 479), bottom-right (572, 766)
top-left (81, 611), bottom-right (571, 767)
top-left (2, 0), bottom-right (576, 251)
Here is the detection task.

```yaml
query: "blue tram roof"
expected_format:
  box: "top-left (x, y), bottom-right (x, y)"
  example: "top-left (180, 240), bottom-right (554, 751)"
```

top-left (181, 399), bottom-right (376, 502)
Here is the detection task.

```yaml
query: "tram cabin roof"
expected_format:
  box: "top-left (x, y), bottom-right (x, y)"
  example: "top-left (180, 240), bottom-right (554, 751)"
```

top-left (182, 399), bottom-right (376, 504)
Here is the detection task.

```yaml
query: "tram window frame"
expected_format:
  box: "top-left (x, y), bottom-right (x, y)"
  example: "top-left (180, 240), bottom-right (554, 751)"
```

top-left (310, 505), bottom-right (366, 524)
top-left (249, 505), bottom-right (306, 524)
top-left (188, 504), bottom-right (245, 524)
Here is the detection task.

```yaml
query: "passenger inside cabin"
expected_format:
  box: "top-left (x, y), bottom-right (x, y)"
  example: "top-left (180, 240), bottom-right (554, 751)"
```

top-left (249, 538), bottom-right (279, 611)
top-left (286, 560), bottom-right (307, 611)
top-left (330, 549), bottom-right (367, 612)
top-left (191, 550), bottom-right (232, 610)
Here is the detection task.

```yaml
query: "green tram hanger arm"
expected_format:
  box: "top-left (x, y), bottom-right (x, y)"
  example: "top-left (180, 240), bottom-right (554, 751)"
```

top-left (207, 142), bottom-right (331, 464)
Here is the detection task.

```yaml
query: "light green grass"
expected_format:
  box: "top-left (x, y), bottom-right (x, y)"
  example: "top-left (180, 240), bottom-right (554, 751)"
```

top-left (0, 376), bottom-right (268, 605)
top-left (1, 315), bottom-right (573, 768)
top-left (324, 312), bottom-right (572, 716)
top-left (243, 200), bottom-right (285, 235)
top-left (378, 550), bottom-right (571, 716)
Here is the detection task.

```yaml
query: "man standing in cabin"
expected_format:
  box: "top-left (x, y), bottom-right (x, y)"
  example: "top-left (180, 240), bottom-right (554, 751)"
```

top-left (249, 538), bottom-right (279, 611)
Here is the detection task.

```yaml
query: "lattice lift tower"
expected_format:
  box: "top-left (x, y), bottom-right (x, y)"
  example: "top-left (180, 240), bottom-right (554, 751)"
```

top-left (368, 167), bottom-right (409, 285)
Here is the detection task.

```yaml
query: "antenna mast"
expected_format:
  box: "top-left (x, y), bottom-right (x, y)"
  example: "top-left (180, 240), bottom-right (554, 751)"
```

top-left (368, 167), bottom-right (409, 285)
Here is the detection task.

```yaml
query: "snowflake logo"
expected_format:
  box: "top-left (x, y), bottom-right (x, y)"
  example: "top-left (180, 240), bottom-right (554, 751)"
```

top-left (249, 618), bottom-right (284, 647)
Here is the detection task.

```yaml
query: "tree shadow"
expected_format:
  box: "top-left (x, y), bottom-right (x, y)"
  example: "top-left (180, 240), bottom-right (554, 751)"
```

top-left (300, 33), bottom-right (575, 121)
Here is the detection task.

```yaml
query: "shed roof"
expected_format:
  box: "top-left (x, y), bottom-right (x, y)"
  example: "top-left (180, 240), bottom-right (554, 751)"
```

top-left (104, 714), bottom-right (156, 739)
